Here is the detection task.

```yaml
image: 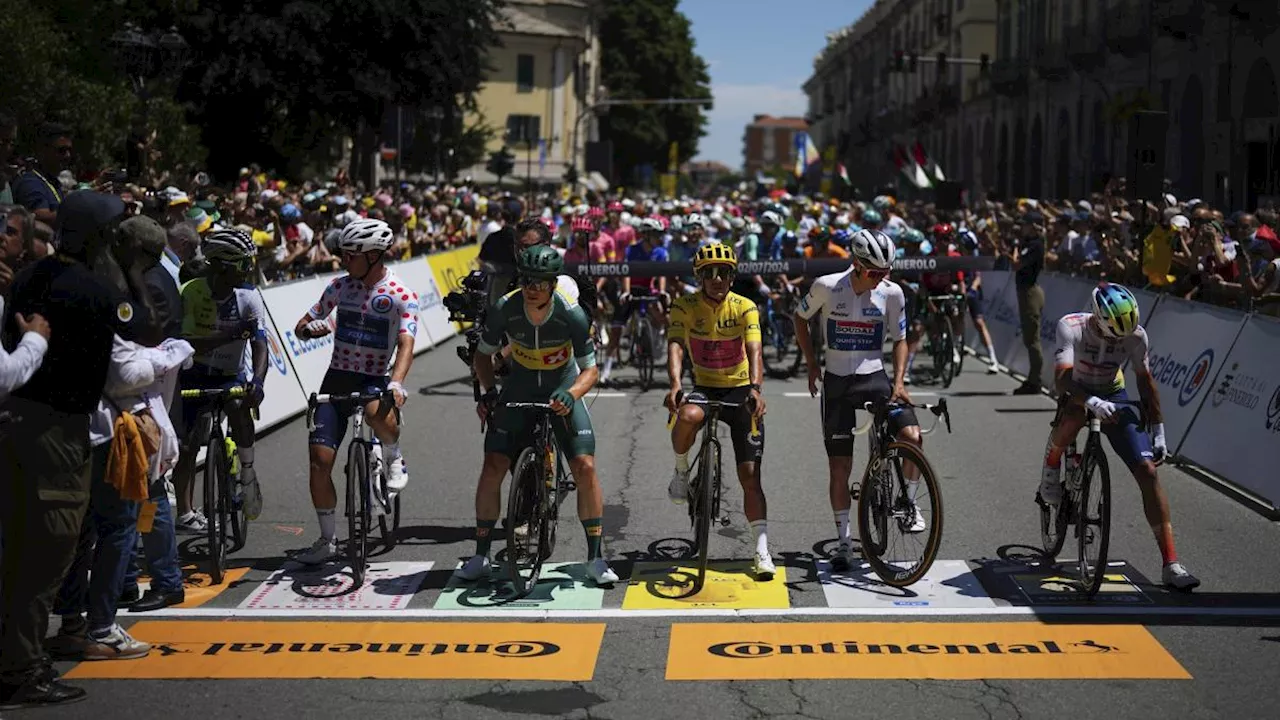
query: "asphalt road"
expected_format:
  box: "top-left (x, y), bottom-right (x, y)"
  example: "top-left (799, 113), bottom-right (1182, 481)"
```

top-left (37, 336), bottom-right (1280, 720)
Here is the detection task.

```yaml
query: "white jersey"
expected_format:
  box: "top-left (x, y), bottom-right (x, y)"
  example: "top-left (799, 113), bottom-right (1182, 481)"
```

top-left (307, 269), bottom-right (419, 376)
top-left (1053, 312), bottom-right (1149, 394)
top-left (796, 270), bottom-right (906, 376)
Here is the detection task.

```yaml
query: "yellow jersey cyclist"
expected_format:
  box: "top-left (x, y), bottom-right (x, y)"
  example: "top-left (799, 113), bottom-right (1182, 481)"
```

top-left (664, 242), bottom-right (775, 579)
top-left (1041, 283), bottom-right (1199, 590)
top-left (460, 244), bottom-right (619, 585)
top-left (795, 229), bottom-right (927, 572)
top-left (292, 218), bottom-right (419, 565)
top-left (175, 228), bottom-right (269, 528)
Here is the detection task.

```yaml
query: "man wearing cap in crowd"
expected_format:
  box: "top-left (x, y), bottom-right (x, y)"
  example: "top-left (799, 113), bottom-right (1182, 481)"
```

top-left (1142, 208), bottom-right (1191, 287)
top-left (1010, 209), bottom-right (1046, 395)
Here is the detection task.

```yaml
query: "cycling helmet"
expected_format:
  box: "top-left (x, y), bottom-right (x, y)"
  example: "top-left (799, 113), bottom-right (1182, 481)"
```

top-left (338, 218), bottom-right (394, 253)
top-left (832, 228), bottom-right (851, 246)
top-left (639, 217), bottom-right (665, 234)
top-left (809, 225), bottom-right (830, 242)
top-left (571, 216), bottom-right (595, 233)
top-left (693, 242), bottom-right (737, 271)
top-left (517, 244), bottom-right (564, 280)
top-left (729, 216), bottom-right (746, 231)
top-left (607, 201), bottom-right (624, 213)
top-left (685, 212), bottom-right (710, 229)
top-left (588, 206), bottom-right (605, 220)
top-left (932, 222), bottom-right (956, 240)
top-left (202, 228), bottom-right (256, 262)
top-left (1091, 283), bottom-right (1140, 339)
top-left (904, 228), bottom-right (926, 245)
top-left (872, 195), bottom-right (895, 211)
top-left (669, 215), bottom-right (684, 232)
top-left (850, 228), bottom-right (895, 270)
top-left (759, 210), bottom-right (783, 227)
top-left (862, 209), bottom-right (883, 227)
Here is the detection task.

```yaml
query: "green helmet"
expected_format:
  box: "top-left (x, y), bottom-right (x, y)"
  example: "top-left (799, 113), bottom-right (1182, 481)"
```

top-left (517, 244), bottom-right (563, 279)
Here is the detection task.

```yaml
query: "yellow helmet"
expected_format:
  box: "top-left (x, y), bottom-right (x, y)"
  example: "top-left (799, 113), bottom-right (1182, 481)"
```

top-left (693, 242), bottom-right (737, 271)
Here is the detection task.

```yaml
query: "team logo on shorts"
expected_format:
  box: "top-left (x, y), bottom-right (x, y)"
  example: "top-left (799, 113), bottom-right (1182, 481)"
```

top-left (371, 294), bottom-right (394, 313)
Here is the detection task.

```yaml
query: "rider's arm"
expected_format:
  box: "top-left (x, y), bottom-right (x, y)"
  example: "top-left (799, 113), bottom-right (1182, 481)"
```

top-left (887, 284), bottom-right (909, 388)
top-left (793, 278), bottom-right (829, 370)
top-left (389, 293), bottom-right (420, 386)
top-left (1052, 316), bottom-right (1077, 397)
top-left (565, 304), bottom-right (598, 401)
top-left (295, 279), bottom-right (339, 338)
top-left (744, 302), bottom-right (764, 388)
top-left (667, 300), bottom-right (689, 390)
top-left (1129, 333), bottom-right (1163, 424)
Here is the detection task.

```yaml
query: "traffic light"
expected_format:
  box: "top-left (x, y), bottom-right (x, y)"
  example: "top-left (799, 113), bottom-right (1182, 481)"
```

top-left (936, 52), bottom-right (947, 80)
top-left (486, 147), bottom-right (515, 184)
top-left (893, 50), bottom-right (905, 72)
top-left (908, 53), bottom-right (918, 72)
top-left (980, 53), bottom-right (991, 76)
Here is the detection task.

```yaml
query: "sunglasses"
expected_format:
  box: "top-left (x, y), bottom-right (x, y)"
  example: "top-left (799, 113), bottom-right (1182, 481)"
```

top-left (697, 266), bottom-right (734, 281)
top-left (212, 257), bottom-right (253, 274)
top-left (520, 277), bottom-right (554, 291)
top-left (858, 265), bottom-right (889, 280)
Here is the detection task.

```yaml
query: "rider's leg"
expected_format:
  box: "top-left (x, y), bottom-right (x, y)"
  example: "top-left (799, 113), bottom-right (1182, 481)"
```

top-left (307, 444), bottom-right (339, 540)
top-left (473, 452), bottom-right (512, 558)
top-left (1040, 403), bottom-right (1086, 503)
top-left (568, 455), bottom-right (605, 559)
top-left (729, 403), bottom-right (768, 565)
top-left (822, 376), bottom-right (856, 554)
top-left (668, 401), bottom-right (705, 503)
top-left (1101, 412), bottom-right (1179, 565)
top-left (227, 403), bottom-right (263, 518)
top-left (366, 397), bottom-right (406, 492)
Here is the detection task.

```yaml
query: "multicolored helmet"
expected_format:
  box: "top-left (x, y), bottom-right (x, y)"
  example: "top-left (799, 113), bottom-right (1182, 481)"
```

top-left (1091, 283), bottom-right (1140, 338)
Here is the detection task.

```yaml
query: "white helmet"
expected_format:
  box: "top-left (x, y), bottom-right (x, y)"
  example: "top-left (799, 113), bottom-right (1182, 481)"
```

top-left (669, 215), bottom-right (684, 231)
top-left (639, 217), bottom-right (665, 233)
top-left (759, 210), bottom-right (783, 227)
top-left (202, 228), bottom-right (256, 262)
top-left (850, 228), bottom-right (895, 270)
top-left (338, 218), bottom-right (394, 253)
top-left (685, 212), bottom-right (709, 228)
top-left (333, 209), bottom-right (361, 229)
top-left (729, 217), bottom-right (745, 230)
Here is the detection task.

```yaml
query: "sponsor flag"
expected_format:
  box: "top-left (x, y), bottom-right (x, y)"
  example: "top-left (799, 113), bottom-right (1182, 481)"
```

top-left (893, 145), bottom-right (932, 189)
top-left (838, 163), bottom-right (851, 186)
top-left (913, 141), bottom-right (946, 183)
top-left (794, 132), bottom-right (821, 178)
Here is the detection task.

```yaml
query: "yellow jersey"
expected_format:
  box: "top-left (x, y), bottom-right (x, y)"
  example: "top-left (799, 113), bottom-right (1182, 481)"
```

top-left (668, 290), bottom-right (762, 388)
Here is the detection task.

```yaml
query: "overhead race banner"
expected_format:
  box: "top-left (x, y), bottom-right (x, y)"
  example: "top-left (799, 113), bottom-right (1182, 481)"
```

top-left (561, 256), bottom-right (997, 278)
top-left (1123, 296), bottom-right (1248, 453)
top-left (1176, 314), bottom-right (1280, 508)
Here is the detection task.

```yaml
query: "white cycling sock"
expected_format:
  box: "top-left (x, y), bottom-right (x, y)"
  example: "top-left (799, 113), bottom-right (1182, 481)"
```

top-left (317, 508), bottom-right (337, 542)
top-left (906, 351), bottom-right (917, 370)
top-left (675, 451), bottom-right (690, 473)
top-left (834, 510), bottom-right (852, 547)
top-left (381, 442), bottom-right (402, 468)
top-left (602, 357), bottom-right (615, 379)
top-left (750, 520), bottom-right (769, 557)
top-left (986, 341), bottom-right (999, 364)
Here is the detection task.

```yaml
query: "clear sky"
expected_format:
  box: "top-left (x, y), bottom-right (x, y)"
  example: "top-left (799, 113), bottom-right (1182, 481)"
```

top-left (683, 0), bottom-right (873, 170)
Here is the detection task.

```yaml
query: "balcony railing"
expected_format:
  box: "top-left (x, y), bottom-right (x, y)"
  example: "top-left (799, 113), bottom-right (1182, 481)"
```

top-left (1153, 0), bottom-right (1204, 40)
top-left (990, 58), bottom-right (1030, 97)
top-left (1033, 42), bottom-right (1072, 82)
top-left (1065, 24), bottom-right (1107, 72)
top-left (1104, 3), bottom-right (1152, 57)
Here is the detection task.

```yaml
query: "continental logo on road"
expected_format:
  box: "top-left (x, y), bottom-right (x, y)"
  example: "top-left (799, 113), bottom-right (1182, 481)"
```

top-left (65, 621), bottom-right (604, 681)
top-left (666, 623), bottom-right (1190, 680)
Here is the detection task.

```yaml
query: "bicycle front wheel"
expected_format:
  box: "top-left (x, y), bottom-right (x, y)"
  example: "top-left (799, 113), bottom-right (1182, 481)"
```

top-left (228, 440), bottom-right (249, 553)
top-left (636, 324), bottom-right (654, 390)
top-left (203, 426), bottom-right (228, 585)
top-left (935, 326), bottom-right (956, 387)
top-left (1076, 440), bottom-right (1112, 597)
top-left (505, 446), bottom-right (548, 596)
top-left (857, 441), bottom-right (944, 587)
top-left (346, 441), bottom-right (370, 586)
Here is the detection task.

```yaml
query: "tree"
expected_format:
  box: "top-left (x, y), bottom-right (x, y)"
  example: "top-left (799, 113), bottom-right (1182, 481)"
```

top-left (598, 0), bottom-right (711, 184)
top-left (486, 147), bottom-right (516, 185)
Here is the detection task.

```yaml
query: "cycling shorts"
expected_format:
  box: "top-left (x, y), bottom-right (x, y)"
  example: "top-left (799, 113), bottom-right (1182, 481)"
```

top-left (966, 287), bottom-right (985, 321)
top-left (682, 385), bottom-right (764, 465)
top-left (1052, 388), bottom-right (1153, 469)
top-left (308, 369), bottom-right (392, 450)
top-left (484, 394), bottom-right (595, 461)
top-left (820, 370), bottom-right (918, 457)
top-left (177, 364), bottom-right (245, 441)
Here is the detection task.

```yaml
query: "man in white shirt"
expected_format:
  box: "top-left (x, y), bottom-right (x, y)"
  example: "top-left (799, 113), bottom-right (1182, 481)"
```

top-left (0, 205), bottom-right (50, 397)
top-left (477, 204), bottom-right (503, 245)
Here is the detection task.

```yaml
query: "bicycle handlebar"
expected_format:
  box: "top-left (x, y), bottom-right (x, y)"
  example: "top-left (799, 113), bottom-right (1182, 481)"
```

top-left (306, 390), bottom-right (394, 432)
top-left (851, 397), bottom-right (952, 437)
top-left (180, 385), bottom-right (247, 400)
top-left (505, 402), bottom-right (556, 410)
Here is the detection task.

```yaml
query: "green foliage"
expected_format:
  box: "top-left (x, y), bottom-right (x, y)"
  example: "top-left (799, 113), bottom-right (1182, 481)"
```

top-left (598, 0), bottom-right (711, 184)
top-left (486, 147), bottom-right (516, 184)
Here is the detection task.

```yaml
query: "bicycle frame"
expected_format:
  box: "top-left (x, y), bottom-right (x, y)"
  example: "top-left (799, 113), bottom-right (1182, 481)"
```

top-left (180, 385), bottom-right (249, 585)
top-left (501, 401), bottom-right (574, 597)
top-left (671, 393), bottom-right (743, 597)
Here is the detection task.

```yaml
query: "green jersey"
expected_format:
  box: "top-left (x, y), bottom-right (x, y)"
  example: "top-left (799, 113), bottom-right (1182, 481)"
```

top-left (477, 289), bottom-right (596, 400)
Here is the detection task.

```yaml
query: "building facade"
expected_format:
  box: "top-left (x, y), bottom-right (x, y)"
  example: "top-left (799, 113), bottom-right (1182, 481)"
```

top-left (742, 115), bottom-right (809, 177)
top-left (464, 0), bottom-right (602, 184)
top-left (805, 0), bottom-right (1280, 210)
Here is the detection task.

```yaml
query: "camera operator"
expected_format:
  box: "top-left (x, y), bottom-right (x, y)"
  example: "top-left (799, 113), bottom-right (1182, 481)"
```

top-left (478, 198), bottom-right (525, 306)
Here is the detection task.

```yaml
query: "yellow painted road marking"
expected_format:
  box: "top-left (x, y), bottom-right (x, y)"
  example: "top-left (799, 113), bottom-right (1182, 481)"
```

top-left (665, 622), bottom-right (1191, 680)
top-left (623, 561), bottom-right (789, 610)
top-left (65, 622), bottom-right (605, 681)
top-left (135, 565), bottom-right (249, 609)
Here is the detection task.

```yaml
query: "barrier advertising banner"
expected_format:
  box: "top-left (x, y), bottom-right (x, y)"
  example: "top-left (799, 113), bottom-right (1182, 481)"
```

top-left (426, 245), bottom-right (481, 332)
top-left (1122, 296), bottom-right (1248, 453)
top-left (1177, 314), bottom-right (1280, 508)
top-left (260, 276), bottom-right (339, 396)
top-left (391, 257), bottom-right (454, 348)
top-left (1002, 274), bottom-right (1095, 387)
top-left (971, 271), bottom-right (1021, 365)
top-left (962, 270), bottom-right (1010, 352)
top-left (255, 287), bottom-right (311, 432)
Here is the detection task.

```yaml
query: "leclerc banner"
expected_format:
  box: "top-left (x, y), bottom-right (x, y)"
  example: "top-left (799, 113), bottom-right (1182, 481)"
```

top-left (1176, 314), bottom-right (1280, 508)
top-left (254, 287), bottom-right (310, 432)
top-left (1122, 296), bottom-right (1248, 453)
top-left (1002, 273), bottom-right (1094, 388)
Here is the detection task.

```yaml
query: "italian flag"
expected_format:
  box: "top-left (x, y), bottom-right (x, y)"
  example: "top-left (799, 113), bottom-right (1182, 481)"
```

top-left (838, 163), bottom-right (851, 186)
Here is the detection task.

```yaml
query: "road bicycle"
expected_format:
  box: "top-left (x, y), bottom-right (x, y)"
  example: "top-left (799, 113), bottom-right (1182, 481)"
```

top-left (925, 289), bottom-right (966, 387)
top-left (1036, 398), bottom-right (1150, 597)
top-left (623, 288), bottom-right (667, 391)
top-left (503, 402), bottom-right (576, 598)
top-left (851, 398), bottom-right (951, 587)
top-left (762, 283), bottom-right (810, 379)
top-left (668, 392), bottom-right (756, 597)
top-left (306, 390), bottom-right (402, 586)
top-left (181, 385), bottom-right (252, 585)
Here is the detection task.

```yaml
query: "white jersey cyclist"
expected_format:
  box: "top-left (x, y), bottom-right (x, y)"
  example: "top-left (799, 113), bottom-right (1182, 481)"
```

top-left (182, 281), bottom-right (268, 376)
top-left (306, 269), bottom-right (419, 375)
top-left (796, 269), bottom-right (907, 376)
top-left (1053, 312), bottom-right (1150, 394)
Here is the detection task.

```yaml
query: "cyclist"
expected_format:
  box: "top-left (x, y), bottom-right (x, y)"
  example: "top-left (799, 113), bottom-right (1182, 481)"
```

top-left (912, 223), bottom-right (966, 376)
top-left (600, 218), bottom-right (669, 385)
top-left (292, 218), bottom-right (418, 564)
top-left (804, 226), bottom-right (850, 260)
top-left (794, 229), bottom-right (927, 571)
top-left (1039, 283), bottom-right (1199, 590)
top-left (664, 243), bottom-right (774, 579)
top-left (460, 245), bottom-right (619, 584)
top-left (174, 228), bottom-right (269, 531)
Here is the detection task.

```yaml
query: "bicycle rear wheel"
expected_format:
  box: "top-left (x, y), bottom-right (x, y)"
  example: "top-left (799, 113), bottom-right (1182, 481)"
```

top-left (690, 436), bottom-right (719, 591)
top-left (505, 446), bottom-right (548, 596)
top-left (636, 324), bottom-right (654, 390)
top-left (1076, 440), bottom-right (1111, 597)
top-left (203, 424), bottom-right (228, 585)
top-left (228, 440), bottom-right (250, 553)
top-left (936, 325), bottom-right (956, 387)
top-left (346, 442), bottom-right (370, 586)
top-left (763, 315), bottom-right (797, 378)
top-left (858, 441), bottom-right (944, 587)
top-left (378, 495), bottom-right (402, 549)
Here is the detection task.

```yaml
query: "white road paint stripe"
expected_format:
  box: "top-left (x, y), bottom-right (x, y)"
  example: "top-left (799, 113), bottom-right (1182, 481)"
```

top-left (131, 605), bottom-right (1280, 620)
top-left (590, 392), bottom-right (630, 398)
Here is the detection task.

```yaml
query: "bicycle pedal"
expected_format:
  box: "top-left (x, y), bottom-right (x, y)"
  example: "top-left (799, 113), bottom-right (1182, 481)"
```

top-left (559, 481), bottom-right (577, 493)
top-left (718, 515), bottom-right (731, 527)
